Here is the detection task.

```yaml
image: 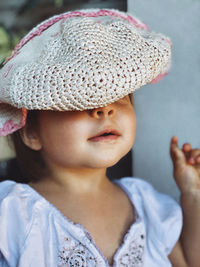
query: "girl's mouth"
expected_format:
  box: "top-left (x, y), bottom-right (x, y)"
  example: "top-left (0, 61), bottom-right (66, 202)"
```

top-left (88, 129), bottom-right (121, 142)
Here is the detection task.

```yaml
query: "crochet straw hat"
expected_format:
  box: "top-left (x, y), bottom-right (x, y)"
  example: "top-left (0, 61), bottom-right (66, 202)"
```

top-left (0, 8), bottom-right (171, 136)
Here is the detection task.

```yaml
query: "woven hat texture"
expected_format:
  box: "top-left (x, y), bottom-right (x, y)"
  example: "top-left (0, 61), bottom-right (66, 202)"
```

top-left (0, 8), bottom-right (171, 136)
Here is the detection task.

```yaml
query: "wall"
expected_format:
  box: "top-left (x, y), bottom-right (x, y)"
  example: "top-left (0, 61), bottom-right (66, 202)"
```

top-left (128, 0), bottom-right (200, 200)
top-left (0, 137), bottom-right (15, 161)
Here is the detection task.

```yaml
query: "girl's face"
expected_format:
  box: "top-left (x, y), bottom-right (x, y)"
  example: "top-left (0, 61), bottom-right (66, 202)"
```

top-left (28, 95), bottom-right (136, 170)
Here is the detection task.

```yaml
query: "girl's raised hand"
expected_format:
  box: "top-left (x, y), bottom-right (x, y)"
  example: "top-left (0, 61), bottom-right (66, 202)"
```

top-left (170, 136), bottom-right (200, 193)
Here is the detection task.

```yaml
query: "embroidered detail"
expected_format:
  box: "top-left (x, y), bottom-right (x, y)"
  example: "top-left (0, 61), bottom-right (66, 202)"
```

top-left (58, 237), bottom-right (97, 267)
top-left (118, 234), bottom-right (145, 267)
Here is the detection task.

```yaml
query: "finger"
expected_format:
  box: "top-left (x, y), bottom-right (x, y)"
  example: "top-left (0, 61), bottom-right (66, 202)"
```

top-left (182, 143), bottom-right (192, 152)
top-left (182, 143), bottom-right (192, 162)
top-left (186, 149), bottom-right (200, 163)
top-left (195, 155), bottom-right (200, 164)
top-left (170, 136), bottom-right (178, 156)
top-left (188, 157), bottom-right (195, 165)
top-left (170, 136), bottom-right (178, 160)
top-left (190, 149), bottom-right (200, 158)
top-left (171, 136), bottom-right (178, 145)
top-left (185, 150), bottom-right (200, 165)
top-left (170, 136), bottom-right (185, 166)
top-left (187, 155), bottom-right (200, 167)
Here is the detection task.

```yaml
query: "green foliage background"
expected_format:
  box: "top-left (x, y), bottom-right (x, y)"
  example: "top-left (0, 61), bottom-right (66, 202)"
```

top-left (0, 0), bottom-right (63, 66)
top-left (0, 27), bottom-right (27, 65)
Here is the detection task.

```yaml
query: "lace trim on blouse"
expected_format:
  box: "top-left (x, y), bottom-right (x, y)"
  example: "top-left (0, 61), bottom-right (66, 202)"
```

top-left (58, 237), bottom-right (97, 267)
top-left (57, 225), bottom-right (145, 267)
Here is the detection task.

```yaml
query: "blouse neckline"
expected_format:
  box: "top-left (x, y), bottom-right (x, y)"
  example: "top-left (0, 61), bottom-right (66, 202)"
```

top-left (22, 178), bottom-right (144, 267)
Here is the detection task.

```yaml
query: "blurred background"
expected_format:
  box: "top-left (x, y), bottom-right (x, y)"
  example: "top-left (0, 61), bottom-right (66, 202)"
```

top-left (0, 0), bottom-right (200, 200)
top-left (129, 0), bottom-right (200, 200)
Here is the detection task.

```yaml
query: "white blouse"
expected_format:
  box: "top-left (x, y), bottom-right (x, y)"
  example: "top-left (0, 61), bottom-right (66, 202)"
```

top-left (0, 177), bottom-right (182, 267)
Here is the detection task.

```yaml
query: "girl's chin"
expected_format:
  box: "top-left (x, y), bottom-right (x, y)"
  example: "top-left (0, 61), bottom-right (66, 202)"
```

top-left (87, 149), bottom-right (131, 169)
top-left (88, 157), bottom-right (123, 169)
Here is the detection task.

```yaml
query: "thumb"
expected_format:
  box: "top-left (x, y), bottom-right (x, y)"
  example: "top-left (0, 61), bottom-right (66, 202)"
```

top-left (170, 136), bottom-right (186, 168)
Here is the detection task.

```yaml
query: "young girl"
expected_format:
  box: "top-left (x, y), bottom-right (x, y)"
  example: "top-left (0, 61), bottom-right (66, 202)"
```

top-left (0, 8), bottom-right (200, 267)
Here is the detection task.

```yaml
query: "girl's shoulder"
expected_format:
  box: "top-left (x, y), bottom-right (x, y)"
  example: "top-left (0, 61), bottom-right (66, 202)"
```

top-left (0, 180), bottom-right (43, 224)
top-left (0, 180), bottom-right (41, 265)
top-left (115, 176), bottom-right (180, 211)
top-left (0, 179), bottom-right (17, 198)
top-left (116, 176), bottom-right (182, 223)
top-left (0, 179), bottom-right (40, 207)
top-left (115, 177), bottom-right (183, 255)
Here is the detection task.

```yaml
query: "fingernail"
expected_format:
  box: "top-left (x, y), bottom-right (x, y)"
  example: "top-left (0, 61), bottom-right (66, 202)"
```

top-left (172, 136), bottom-right (177, 143)
top-left (183, 144), bottom-right (191, 151)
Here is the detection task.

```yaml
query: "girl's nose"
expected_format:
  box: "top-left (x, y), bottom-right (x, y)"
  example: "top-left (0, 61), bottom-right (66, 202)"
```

top-left (90, 104), bottom-right (115, 119)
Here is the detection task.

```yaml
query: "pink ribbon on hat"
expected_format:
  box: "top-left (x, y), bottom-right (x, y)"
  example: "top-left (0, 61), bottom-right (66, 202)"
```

top-left (4, 9), bottom-right (149, 64)
top-left (0, 108), bottom-right (27, 136)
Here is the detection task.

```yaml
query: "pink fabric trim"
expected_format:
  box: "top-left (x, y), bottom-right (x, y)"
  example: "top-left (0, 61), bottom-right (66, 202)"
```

top-left (164, 38), bottom-right (172, 48)
top-left (127, 15), bottom-right (149, 30)
top-left (4, 64), bottom-right (13, 78)
top-left (4, 50), bottom-right (20, 65)
top-left (0, 108), bottom-right (27, 136)
top-left (151, 72), bottom-right (168, 84)
top-left (0, 119), bottom-right (19, 136)
top-left (5, 9), bottom-right (149, 64)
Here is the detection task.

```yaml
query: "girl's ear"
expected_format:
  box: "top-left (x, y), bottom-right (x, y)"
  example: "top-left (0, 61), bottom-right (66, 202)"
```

top-left (19, 125), bottom-right (42, 151)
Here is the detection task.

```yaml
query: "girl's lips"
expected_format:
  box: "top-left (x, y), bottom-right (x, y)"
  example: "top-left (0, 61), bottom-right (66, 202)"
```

top-left (88, 135), bottom-right (120, 142)
top-left (88, 129), bottom-right (121, 142)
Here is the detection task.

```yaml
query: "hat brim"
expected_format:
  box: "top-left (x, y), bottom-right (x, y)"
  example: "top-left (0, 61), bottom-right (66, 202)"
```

top-left (0, 104), bottom-right (27, 136)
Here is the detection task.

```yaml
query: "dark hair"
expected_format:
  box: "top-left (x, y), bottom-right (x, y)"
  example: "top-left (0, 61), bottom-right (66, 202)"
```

top-left (129, 93), bottom-right (134, 105)
top-left (9, 110), bottom-right (49, 183)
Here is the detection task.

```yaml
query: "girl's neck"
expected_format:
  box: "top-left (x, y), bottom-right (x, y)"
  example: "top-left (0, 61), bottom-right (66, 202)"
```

top-left (29, 167), bottom-right (113, 195)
